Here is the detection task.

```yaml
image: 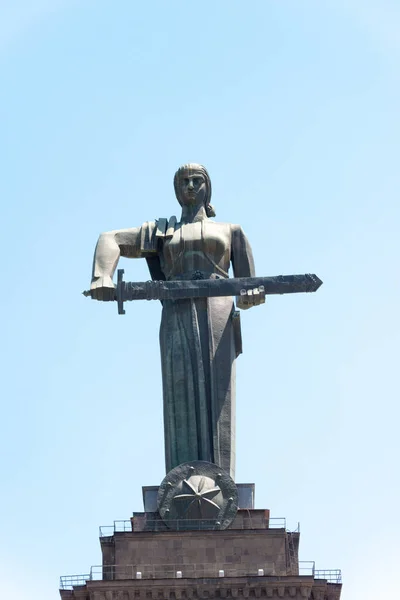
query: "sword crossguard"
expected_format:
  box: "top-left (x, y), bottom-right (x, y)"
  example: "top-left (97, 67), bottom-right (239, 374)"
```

top-left (117, 269), bottom-right (126, 315)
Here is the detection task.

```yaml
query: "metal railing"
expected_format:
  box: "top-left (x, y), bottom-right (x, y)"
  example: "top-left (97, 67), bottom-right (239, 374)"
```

top-left (298, 561), bottom-right (315, 576)
top-left (100, 520), bottom-right (133, 537)
top-left (60, 562), bottom-right (342, 590)
top-left (60, 574), bottom-right (91, 589)
top-left (314, 569), bottom-right (342, 583)
top-left (61, 562), bottom-right (278, 589)
top-left (298, 563), bottom-right (342, 583)
top-left (99, 517), bottom-right (289, 537)
top-left (94, 562), bottom-right (280, 579)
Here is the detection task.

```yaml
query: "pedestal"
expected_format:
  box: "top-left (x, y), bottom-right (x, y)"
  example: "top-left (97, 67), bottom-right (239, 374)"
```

top-left (59, 487), bottom-right (342, 600)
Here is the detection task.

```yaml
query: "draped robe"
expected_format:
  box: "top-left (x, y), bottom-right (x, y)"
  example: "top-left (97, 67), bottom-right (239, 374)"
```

top-left (92, 217), bottom-right (256, 479)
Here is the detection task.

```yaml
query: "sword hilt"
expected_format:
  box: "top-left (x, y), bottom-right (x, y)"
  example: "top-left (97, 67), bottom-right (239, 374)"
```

top-left (82, 274), bottom-right (122, 310)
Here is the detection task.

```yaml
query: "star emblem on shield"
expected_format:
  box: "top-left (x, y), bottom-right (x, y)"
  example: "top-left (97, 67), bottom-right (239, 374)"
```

top-left (173, 475), bottom-right (222, 520)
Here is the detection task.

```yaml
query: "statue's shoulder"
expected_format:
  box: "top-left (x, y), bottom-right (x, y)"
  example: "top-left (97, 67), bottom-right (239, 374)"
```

top-left (207, 221), bottom-right (243, 236)
top-left (140, 217), bottom-right (177, 255)
top-left (154, 216), bottom-right (178, 239)
top-left (141, 216), bottom-right (177, 232)
top-left (206, 219), bottom-right (237, 229)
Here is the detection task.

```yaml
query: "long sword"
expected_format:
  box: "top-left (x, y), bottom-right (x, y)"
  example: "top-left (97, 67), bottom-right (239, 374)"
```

top-left (83, 269), bottom-right (322, 315)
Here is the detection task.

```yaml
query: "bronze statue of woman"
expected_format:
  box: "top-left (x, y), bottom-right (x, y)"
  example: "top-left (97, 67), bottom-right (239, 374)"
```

top-left (90, 164), bottom-right (264, 479)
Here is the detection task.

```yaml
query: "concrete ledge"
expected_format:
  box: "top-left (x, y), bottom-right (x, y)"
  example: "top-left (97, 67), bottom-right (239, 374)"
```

top-left (60, 575), bottom-right (342, 600)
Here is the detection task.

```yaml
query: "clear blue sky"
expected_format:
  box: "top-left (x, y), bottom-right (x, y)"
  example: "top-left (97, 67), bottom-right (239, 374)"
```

top-left (1, 1), bottom-right (399, 598)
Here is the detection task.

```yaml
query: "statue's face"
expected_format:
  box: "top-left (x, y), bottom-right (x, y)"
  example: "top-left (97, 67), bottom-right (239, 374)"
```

top-left (178, 169), bottom-right (207, 207)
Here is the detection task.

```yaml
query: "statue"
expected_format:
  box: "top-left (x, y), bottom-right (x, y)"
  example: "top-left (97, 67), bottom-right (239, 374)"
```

top-left (90, 164), bottom-right (265, 480)
top-left (87, 163), bottom-right (322, 528)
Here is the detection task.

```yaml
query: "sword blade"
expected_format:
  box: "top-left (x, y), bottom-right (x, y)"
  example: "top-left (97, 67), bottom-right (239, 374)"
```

top-left (83, 272), bottom-right (322, 315)
top-left (123, 273), bottom-right (323, 301)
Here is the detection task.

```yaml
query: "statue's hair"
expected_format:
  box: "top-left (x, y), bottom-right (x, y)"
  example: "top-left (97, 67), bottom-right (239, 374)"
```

top-left (173, 163), bottom-right (216, 217)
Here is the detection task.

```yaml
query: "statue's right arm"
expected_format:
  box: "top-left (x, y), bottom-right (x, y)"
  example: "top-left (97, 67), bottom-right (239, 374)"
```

top-left (90, 227), bottom-right (141, 301)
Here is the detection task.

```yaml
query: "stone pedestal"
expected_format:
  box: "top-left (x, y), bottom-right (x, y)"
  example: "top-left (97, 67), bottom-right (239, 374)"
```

top-left (59, 508), bottom-right (341, 600)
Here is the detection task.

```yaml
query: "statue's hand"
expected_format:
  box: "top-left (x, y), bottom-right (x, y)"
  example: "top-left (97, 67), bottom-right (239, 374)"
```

top-left (90, 276), bottom-right (116, 301)
top-left (236, 286), bottom-right (265, 310)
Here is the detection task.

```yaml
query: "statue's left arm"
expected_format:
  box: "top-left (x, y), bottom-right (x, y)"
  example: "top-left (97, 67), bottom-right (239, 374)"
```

top-left (231, 224), bottom-right (265, 310)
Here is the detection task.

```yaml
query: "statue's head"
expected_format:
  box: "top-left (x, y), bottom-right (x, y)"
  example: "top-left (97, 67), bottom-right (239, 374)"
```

top-left (174, 163), bottom-right (216, 217)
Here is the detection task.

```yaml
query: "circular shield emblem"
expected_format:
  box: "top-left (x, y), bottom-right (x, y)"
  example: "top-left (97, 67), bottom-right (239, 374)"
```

top-left (157, 461), bottom-right (238, 530)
